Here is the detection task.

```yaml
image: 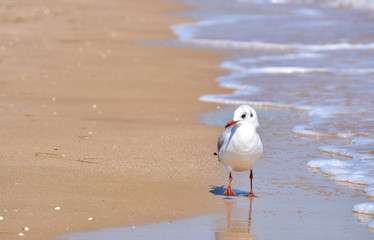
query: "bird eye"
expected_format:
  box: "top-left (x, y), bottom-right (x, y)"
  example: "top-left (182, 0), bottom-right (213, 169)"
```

top-left (250, 112), bottom-right (253, 118)
top-left (241, 114), bottom-right (246, 119)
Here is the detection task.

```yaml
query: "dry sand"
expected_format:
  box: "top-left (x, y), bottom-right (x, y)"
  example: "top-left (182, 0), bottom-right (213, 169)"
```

top-left (0, 0), bottom-right (230, 239)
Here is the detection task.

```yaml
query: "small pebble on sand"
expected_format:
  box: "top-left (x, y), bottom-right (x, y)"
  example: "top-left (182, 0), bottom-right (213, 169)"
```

top-left (55, 206), bottom-right (61, 210)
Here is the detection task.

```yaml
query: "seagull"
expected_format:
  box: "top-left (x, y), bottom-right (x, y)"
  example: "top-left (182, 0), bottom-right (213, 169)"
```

top-left (215, 105), bottom-right (263, 197)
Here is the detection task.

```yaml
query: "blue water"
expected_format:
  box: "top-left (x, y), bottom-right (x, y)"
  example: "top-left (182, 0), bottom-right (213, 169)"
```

top-left (172, 0), bottom-right (374, 230)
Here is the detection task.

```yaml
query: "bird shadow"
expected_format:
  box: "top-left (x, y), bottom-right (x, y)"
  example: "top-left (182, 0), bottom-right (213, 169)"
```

top-left (209, 185), bottom-right (249, 198)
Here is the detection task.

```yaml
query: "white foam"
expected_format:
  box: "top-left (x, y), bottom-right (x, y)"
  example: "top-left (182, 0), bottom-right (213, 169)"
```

top-left (307, 106), bottom-right (340, 120)
top-left (320, 166), bottom-right (351, 175)
top-left (186, 38), bottom-right (298, 50)
top-left (222, 61), bottom-right (374, 75)
top-left (307, 159), bottom-right (353, 169)
top-left (171, 17), bottom-right (243, 41)
top-left (214, 72), bottom-right (262, 95)
top-left (364, 184), bottom-right (374, 198)
top-left (216, 72), bottom-right (247, 85)
top-left (221, 61), bottom-right (246, 72)
top-left (218, 82), bottom-right (248, 90)
top-left (175, 35), bottom-right (374, 52)
top-left (238, 52), bottom-right (324, 63)
top-left (337, 131), bottom-right (354, 139)
top-left (334, 174), bottom-right (374, 185)
top-left (352, 136), bottom-right (374, 146)
top-left (343, 68), bottom-right (374, 75)
top-left (318, 146), bottom-right (354, 158)
top-left (292, 125), bottom-right (336, 138)
top-left (171, 9), bottom-right (374, 54)
top-left (302, 42), bottom-right (374, 51)
top-left (368, 219), bottom-right (374, 229)
top-left (352, 202), bottom-right (374, 215)
top-left (296, 8), bottom-right (324, 17)
top-left (307, 159), bottom-right (374, 186)
top-left (319, 145), bottom-right (374, 160)
top-left (244, 67), bottom-right (329, 74)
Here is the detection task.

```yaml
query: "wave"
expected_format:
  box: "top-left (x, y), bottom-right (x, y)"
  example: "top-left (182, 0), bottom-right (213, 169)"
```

top-left (318, 146), bottom-right (353, 158)
top-left (221, 61), bottom-right (330, 74)
top-left (308, 158), bottom-right (374, 228)
top-left (222, 63), bottom-right (374, 76)
top-left (172, 33), bottom-right (374, 52)
top-left (292, 125), bottom-right (338, 138)
top-left (171, 13), bottom-right (374, 53)
top-left (308, 158), bottom-right (374, 183)
top-left (238, 52), bottom-right (324, 63)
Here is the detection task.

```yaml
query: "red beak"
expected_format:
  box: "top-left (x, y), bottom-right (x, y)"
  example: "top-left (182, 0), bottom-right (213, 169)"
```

top-left (225, 120), bottom-right (238, 128)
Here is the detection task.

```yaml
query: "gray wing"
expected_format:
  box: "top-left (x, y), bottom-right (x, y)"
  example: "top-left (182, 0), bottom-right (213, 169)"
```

top-left (217, 127), bottom-right (232, 155)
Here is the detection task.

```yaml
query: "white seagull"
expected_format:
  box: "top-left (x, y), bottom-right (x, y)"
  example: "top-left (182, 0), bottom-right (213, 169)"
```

top-left (215, 105), bottom-right (263, 197)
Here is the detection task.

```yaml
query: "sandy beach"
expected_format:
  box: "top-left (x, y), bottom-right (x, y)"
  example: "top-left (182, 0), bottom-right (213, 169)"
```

top-left (0, 0), bottom-right (230, 239)
top-left (2, 0), bottom-right (374, 239)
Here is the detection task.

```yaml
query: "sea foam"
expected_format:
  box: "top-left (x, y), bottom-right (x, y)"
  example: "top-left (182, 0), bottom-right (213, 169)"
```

top-left (364, 185), bottom-right (374, 198)
top-left (238, 52), bottom-right (324, 63)
top-left (308, 159), bottom-right (374, 186)
top-left (172, 18), bottom-right (374, 52)
top-left (292, 125), bottom-right (336, 138)
top-left (368, 220), bottom-right (374, 229)
top-left (188, 38), bottom-right (374, 51)
top-left (352, 202), bottom-right (374, 215)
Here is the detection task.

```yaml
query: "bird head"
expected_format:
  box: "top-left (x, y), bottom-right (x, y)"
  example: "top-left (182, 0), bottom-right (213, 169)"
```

top-left (225, 105), bottom-right (259, 129)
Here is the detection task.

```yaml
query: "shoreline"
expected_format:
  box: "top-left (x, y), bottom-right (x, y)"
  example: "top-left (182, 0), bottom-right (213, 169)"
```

top-left (61, 106), bottom-right (374, 239)
top-left (0, 0), bottom-right (230, 239)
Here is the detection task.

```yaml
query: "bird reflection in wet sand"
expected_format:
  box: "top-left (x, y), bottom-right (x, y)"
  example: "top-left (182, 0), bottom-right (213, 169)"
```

top-left (215, 198), bottom-right (257, 240)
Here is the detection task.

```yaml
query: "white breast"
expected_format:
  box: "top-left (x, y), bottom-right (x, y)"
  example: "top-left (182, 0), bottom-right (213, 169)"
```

top-left (218, 124), bottom-right (263, 172)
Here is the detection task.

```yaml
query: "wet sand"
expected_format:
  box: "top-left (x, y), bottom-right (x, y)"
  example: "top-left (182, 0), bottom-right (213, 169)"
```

top-left (0, 0), bottom-right (230, 239)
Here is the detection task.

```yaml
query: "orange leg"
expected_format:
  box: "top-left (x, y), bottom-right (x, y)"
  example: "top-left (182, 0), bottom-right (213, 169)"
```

top-left (246, 169), bottom-right (257, 198)
top-left (224, 172), bottom-right (237, 196)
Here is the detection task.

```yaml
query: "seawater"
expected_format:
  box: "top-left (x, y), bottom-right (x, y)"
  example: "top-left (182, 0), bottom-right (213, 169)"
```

top-left (172, 0), bottom-right (374, 230)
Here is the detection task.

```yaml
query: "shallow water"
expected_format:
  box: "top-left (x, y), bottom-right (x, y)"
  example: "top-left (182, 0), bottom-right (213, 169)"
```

top-left (172, 0), bottom-right (374, 229)
top-left (174, 0), bottom-right (374, 160)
